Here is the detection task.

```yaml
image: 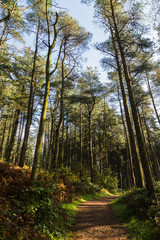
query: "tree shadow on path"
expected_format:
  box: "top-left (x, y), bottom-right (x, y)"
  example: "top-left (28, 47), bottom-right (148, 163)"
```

top-left (72, 196), bottom-right (130, 240)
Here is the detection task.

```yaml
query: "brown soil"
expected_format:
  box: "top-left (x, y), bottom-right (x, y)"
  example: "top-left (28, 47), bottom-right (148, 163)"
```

top-left (72, 195), bottom-right (130, 240)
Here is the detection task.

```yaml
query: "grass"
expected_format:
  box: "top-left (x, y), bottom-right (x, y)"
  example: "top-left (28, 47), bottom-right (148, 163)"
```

top-left (111, 198), bottom-right (160, 240)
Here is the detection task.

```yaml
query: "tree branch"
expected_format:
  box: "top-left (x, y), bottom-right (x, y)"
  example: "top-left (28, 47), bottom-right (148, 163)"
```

top-left (17, 0), bottom-right (40, 11)
top-left (49, 38), bottom-right (64, 76)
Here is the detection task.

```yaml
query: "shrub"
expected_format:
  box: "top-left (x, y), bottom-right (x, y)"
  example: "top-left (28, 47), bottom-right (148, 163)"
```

top-left (127, 218), bottom-right (160, 240)
top-left (112, 198), bottom-right (160, 240)
top-left (117, 187), bottom-right (160, 225)
top-left (99, 169), bottom-right (118, 192)
top-left (118, 188), bottom-right (150, 219)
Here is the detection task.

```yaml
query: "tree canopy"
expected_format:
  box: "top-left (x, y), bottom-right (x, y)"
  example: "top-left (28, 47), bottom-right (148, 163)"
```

top-left (0, 0), bottom-right (160, 197)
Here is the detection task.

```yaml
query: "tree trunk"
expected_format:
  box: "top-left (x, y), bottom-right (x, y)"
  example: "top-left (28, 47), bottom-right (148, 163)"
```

top-left (47, 91), bottom-right (59, 170)
top-left (110, 0), bottom-right (155, 196)
top-left (6, 109), bottom-right (20, 162)
top-left (19, 19), bottom-right (40, 167)
top-left (0, 118), bottom-right (7, 157)
top-left (103, 95), bottom-right (109, 169)
top-left (65, 111), bottom-right (69, 168)
top-left (109, 19), bottom-right (144, 188)
top-left (50, 44), bottom-right (66, 172)
top-left (98, 121), bottom-right (103, 175)
top-left (142, 110), bottom-right (160, 181)
top-left (58, 120), bottom-right (64, 168)
top-left (80, 103), bottom-right (83, 177)
top-left (117, 85), bottom-right (136, 187)
top-left (68, 126), bottom-right (72, 169)
top-left (117, 147), bottom-right (122, 189)
top-left (4, 116), bottom-right (13, 160)
top-left (30, 49), bottom-right (51, 181)
top-left (42, 130), bottom-right (47, 169)
top-left (146, 72), bottom-right (160, 125)
top-left (89, 111), bottom-right (94, 183)
top-left (15, 113), bottom-right (25, 165)
top-left (30, 9), bottom-right (59, 183)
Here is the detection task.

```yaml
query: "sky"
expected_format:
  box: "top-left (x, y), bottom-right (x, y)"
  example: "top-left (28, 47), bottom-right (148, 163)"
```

top-left (57, 0), bottom-right (108, 83)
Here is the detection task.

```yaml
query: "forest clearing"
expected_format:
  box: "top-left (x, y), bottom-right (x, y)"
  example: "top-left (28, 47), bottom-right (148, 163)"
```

top-left (0, 0), bottom-right (160, 239)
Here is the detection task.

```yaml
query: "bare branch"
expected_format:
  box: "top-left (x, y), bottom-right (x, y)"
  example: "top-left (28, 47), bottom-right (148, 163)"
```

top-left (42, 41), bottom-right (49, 47)
top-left (18, 0), bottom-right (40, 11)
top-left (49, 38), bottom-right (64, 76)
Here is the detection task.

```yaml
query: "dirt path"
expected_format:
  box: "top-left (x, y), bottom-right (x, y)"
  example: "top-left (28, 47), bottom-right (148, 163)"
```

top-left (72, 196), bottom-right (130, 240)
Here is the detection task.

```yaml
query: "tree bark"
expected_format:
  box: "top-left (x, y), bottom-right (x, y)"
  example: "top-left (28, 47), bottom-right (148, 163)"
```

top-left (19, 19), bottom-right (40, 167)
top-left (89, 110), bottom-right (94, 183)
top-left (117, 85), bottom-right (136, 187)
top-left (80, 103), bottom-right (83, 177)
top-left (110, 0), bottom-right (155, 196)
top-left (103, 95), bottom-right (109, 169)
top-left (109, 18), bottom-right (144, 188)
top-left (15, 113), bottom-right (25, 165)
top-left (0, 118), bottom-right (7, 157)
top-left (50, 43), bottom-right (66, 172)
top-left (4, 116), bottom-right (13, 160)
top-left (142, 109), bottom-right (160, 181)
top-left (146, 72), bottom-right (160, 125)
top-left (30, 9), bottom-right (59, 183)
top-left (6, 109), bottom-right (20, 162)
top-left (65, 111), bottom-right (69, 168)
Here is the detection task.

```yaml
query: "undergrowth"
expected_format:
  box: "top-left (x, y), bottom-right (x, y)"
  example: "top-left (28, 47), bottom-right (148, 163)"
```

top-left (0, 162), bottom-right (110, 240)
top-left (111, 187), bottom-right (160, 240)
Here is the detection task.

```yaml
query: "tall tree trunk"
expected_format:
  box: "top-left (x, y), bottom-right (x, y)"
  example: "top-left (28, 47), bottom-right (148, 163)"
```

top-left (109, 19), bottom-right (144, 188)
top-left (117, 85), bottom-right (136, 187)
top-left (30, 9), bottom-right (59, 183)
top-left (45, 118), bottom-right (52, 170)
top-left (68, 126), bottom-right (72, 169)
top-left (50, 44), bottom-right (66, 172)
top-left (103, 95), bottom-right (109, 168)
top-left (72, 124), bottom-right (77, 170)
top-left (4, 116), bottom-right (13, 160)
top-left (110, 0), bottom-right (155, 196)
top-left (58, 120), bottom-right (64, 169)
top-left (79, 103), bottom-right (83, 177)
top-left (0, 118), bottom-right (7, 157)
top-left (6, 109), bottom-right (20, 162)
top-left (117, 147), bottom-right (122, 189)
top-left (142, 109), bottom-right (160, 181)
top-left (30, 48), bottom-right (51, 181)
top-left (19, 19), bottom-right (40, 167)
top-left (42, 130), bottom-right (47, 169)
top-left (65, 111), bottom-right (69, 168)
top-left (15, 113), bottom-right (25, 165)
top-left (89, 111), bottom-right (94, 183)
top-left (146, 72), bottom-right (160, 125)
top-left (98, 120), bottom-right (103, 175)
top-left (47, 91), bottom-right (59, 169)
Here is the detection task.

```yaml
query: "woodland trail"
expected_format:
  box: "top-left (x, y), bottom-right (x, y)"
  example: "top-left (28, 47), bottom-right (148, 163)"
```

top-left (72, 196), bottom-right (130, 240)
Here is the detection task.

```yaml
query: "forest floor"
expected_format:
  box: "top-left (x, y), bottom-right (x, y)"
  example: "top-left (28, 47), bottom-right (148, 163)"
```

top-left (72, 196), bottom-right (130, 240)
